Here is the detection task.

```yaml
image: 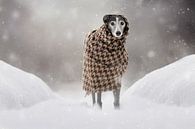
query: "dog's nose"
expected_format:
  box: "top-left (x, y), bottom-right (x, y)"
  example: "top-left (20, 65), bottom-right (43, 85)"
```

top-left (116, 31), bottom-right (121, 36)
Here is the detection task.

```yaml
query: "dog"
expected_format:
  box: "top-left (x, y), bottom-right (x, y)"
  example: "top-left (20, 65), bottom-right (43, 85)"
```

top-left (83, 14), bottom-right (129, 109)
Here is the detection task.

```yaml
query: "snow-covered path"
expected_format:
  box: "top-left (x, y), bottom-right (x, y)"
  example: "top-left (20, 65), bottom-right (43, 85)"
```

top-left (0, 95), bottom-right (195, 129)
top-left (0, 55), bottom-right (195, 129)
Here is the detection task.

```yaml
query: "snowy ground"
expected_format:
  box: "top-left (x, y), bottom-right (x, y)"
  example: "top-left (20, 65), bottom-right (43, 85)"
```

top-left (0, 55), bottom-right (195, 129)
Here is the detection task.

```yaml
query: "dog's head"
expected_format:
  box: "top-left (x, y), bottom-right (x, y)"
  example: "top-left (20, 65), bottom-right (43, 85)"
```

top-left (103, 14), bottom-right (129, 39)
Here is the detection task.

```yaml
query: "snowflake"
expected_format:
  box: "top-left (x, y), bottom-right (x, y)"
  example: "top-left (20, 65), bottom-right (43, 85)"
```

top-left (8, 53), bottom-right (18, 63)
top-left (69, 8), bottom-right (78, 19)
top-left (1, 20), bottom-right (5, 25)
top-left (66, 31), bottom-right (73, 40)
top-left (152, 8), bottom-right (156, 11)
top-left (2, 33), bottom-right (9, 41)
top-left (147, 50), bottom-right (156, 58)
top-left (12, 10), bottom-right (20, 19)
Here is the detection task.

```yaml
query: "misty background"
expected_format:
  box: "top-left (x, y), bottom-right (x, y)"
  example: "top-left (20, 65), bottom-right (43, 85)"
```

top-left (0, 0), bottom-right (194, 91)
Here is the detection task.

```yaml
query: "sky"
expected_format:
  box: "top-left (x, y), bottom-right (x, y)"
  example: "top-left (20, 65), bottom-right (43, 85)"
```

top-left (0, 0), bottom-right (194, 90)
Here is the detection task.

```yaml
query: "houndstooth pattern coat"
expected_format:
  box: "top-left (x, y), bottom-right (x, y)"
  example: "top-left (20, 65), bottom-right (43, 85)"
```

top-left (82, 19), bottom-right (129, 95)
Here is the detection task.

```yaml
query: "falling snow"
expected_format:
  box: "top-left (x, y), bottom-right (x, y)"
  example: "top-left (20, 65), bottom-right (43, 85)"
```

top-left (12, 10), bottom-right (20, 19)
top-left (147, 50), bottom-right (156, 58)
top-left (2, 33), bottom-right (9, 41)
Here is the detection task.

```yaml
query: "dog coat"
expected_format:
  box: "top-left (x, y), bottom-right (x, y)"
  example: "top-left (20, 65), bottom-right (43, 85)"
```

top-left (82, 22), bottom-right (129, 95)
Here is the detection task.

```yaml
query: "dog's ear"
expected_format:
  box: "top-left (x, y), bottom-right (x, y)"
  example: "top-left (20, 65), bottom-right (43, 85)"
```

top-left (103, 15), bottom-right (111, 24)
top-left (119, 15), bottom-right (129, 36)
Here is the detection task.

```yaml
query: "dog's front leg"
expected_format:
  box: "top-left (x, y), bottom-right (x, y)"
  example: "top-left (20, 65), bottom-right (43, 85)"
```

top-left (113, 88), bottom-right (121, 109)
top-left (97, 92), bottom-right (102, 108)
top-left (92, 92), bottom-right (96, 105)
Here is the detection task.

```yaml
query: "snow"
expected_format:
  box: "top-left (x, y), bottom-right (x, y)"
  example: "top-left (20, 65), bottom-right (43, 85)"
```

top-left (0, 95), bottom-right (195, 129)
top-left (2, 33), bottom-right (9, 41)
top-left (12, 10), bottom-right (20, 19)
top-left (125, 55), bottom-right (195, 107)
top-left (0, 60), bottom-right (55, 110)
top-left (0, 55), bottom-right (195, 129)
top-left (147, 50), bottom-right (156, 58)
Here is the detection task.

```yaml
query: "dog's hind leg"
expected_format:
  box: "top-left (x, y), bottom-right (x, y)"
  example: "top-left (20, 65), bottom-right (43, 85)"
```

top-left (97, 92), bottom-right (102, 108)
top-left (92, 92), bottom-right (96, 105)
top-left (113, 88), bottom-right (121, 109)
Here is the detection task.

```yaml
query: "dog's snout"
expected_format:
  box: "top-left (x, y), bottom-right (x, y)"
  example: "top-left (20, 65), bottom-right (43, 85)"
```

top-left (116, 31), bottom-right (121, 36)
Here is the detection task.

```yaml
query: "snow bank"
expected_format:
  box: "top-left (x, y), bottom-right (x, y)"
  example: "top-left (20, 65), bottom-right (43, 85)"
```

top-left (124, 55), bottom-right (195, 106)
top-left (0, 56), bottom-right (195, 129)
top-left (0, 60), bottom-right (55, 110)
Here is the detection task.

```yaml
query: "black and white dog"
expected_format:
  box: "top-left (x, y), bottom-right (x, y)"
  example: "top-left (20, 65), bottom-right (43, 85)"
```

top-left (83, 14), bottom-right (129, 109)
top-left (104, 15), bottom-right (127, 38)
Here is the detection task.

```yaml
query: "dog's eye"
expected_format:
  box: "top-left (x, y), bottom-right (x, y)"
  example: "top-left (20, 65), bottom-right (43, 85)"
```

top-left (110, 22), bottom-right (115, 26)
top-left (120, 21), bottom-right (125, 26)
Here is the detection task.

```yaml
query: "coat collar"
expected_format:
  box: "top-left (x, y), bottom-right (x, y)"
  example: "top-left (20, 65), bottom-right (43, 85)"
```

top-left (94, 24), bottom-right (128, 45)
